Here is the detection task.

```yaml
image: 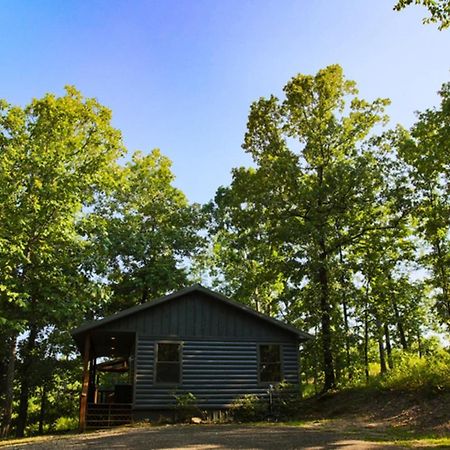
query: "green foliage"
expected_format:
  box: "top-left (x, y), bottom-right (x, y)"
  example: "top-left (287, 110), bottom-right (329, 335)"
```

top-left (83, 149), bottom-right (205, 312)
top-left (0, 86), bottom-right (123, 329)
top-left (230, 383), bottom-right (301, 422)
top-left (210, 64), bottom-right (396, 391)
top-left (394, 0), bottom-right (450, 29)
top-left (396, 82), bottom-right (450, 327)
top-left (0, 86), bottom-right (203, 436)
top-left (230, 394), bottom-right (266, 422)
top-left (174, 391), bottom-right (197, 408)
top-left (53, 417), bottom-right (78, 432)
top-left (0, 86), bottom-right (125, 437)
top-left (380, 350), bottom-right (450, 392)
top-left (173, 392), bottom-right (202, 422)
top-left (272, 382), bottom-right (301, 419)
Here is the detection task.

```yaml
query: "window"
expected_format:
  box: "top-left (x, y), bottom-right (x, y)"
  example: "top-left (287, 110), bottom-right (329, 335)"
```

top-left (259, 344), bottom-right (282, 383)
top-left (155, 342), bottom-right (181, 384)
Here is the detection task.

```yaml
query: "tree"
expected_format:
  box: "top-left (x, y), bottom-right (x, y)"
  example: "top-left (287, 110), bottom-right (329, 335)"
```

top-left (394, 0), bottom-right (450, 29)
top-left (208, 176), bottom-right (291, 315)
top-left (396, 82), bottom-right (450, 326)
top-left (84, 149), bottom-right (205, 312)
top-left (353, 222), bottom-right (425, 375)
top-left (211, 65), bottom-right (398, 391)
top-left (0, 86), bottom-right (123, 436)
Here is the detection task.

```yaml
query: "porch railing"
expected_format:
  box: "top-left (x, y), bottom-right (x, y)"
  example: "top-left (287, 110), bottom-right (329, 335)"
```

top-left (86, 403), bottom-right (133, 429)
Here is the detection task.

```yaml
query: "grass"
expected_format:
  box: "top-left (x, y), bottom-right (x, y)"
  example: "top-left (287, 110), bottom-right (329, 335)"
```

top-left (248, 419), bottom-right (450, 448)
top-left (249, 418), bottom-right (331, 427)
top-left (0, 434), bottom-right (67, 448)
top-left (360, 428), bottom-right (450, 448)
top-left (0, 431), bottom-right (88, 448)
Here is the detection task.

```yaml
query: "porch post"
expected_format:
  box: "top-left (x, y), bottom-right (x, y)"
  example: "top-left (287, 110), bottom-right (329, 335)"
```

top-left (79, 333), bottom-right (91, 432)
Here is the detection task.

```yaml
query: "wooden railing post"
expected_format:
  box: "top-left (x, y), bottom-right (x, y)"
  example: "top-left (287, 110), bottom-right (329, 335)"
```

top-left (79, 333), bottom-right (91, 432)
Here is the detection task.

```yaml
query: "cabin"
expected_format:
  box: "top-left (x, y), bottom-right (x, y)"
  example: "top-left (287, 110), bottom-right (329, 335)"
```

top-left (71, 284), bottom-right (311, 430)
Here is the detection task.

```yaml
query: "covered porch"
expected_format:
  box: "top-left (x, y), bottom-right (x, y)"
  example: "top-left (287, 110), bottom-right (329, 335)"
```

top-left (75, 330), bottom-right (136, 430)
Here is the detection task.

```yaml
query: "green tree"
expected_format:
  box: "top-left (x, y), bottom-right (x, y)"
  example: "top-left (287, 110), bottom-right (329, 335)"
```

top-left (212, 65), bottom-right (399, 391)
top-left (0, 87), bottom-right (123, 436)
top-left (84, 149), bottom-right (205, 312)
top-left (354, 225), bottom-right (424, 376)
top-left (396, 82), bottom-right (450, 327)
top-left (209, 177), bottom-right (290, 315)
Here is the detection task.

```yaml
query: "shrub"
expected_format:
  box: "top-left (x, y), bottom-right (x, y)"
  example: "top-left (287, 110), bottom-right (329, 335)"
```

top-left (271, 382), bottom-right (301, 419)
top-left (380, 349), bottom-right (450, 393)
top-left (53, 416), bottom-right (78, 432)
top-left (173, 392), bottom-right (202, 422)
top-left (230, 394), bottom-right (266, 422)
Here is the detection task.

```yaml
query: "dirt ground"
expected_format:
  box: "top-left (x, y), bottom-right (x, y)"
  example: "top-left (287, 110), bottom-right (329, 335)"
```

top-left (1, 423), bottom-right (410, 450)
top-left (2, 390), bottom-right (448, 449)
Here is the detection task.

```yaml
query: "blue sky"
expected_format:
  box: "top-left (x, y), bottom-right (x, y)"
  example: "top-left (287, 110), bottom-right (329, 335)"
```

top-left (1, 0), bottom-right (449, 204)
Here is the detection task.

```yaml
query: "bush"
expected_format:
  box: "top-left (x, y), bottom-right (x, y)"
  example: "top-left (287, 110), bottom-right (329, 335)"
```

top-left (230, 394), bottom-right (266, 422)
top-left (53, 416), bottom-right (78, 432)
top-left (380, 349), bottom-right (450, 393)
top-left (173, 392), bottom-right (202, 422)
top-left (272, 382), bottom-right (301, 419)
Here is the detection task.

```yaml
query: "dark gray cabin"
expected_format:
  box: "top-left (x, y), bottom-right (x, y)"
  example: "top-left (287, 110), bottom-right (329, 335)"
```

top-left (72, 284), bottom-right (311, 429)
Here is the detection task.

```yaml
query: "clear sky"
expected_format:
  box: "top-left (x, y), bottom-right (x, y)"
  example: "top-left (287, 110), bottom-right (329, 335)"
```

top-left (1, 0), bottom-right (449, 204)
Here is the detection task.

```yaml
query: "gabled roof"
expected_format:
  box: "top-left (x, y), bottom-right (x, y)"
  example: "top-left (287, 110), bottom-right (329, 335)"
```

top-left (71, 284), bottom-right (312, 341)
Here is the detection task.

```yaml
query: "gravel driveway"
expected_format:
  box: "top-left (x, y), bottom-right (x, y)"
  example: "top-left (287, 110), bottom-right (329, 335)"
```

top-left (3, 424), bottom-right (408, 449)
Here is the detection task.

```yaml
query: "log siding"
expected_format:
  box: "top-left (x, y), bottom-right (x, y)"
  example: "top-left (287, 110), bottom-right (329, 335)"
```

top-left (134, 336), bottom-right (299, 409)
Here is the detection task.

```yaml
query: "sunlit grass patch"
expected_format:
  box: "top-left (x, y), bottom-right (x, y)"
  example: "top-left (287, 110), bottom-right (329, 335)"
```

top-left (250, 418), bottom-right (332, 427)
top-left (0, 434), bottom-right (62, 448)
top-left (362, 428), bottom-right (450, 448)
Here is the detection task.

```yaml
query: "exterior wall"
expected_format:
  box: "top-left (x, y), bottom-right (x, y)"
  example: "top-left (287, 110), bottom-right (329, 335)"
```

top-left (133, 336), bottom-right (299, 410)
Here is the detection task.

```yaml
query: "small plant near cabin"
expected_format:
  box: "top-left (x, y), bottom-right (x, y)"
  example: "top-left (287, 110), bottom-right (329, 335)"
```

top-left (173, 392), bottom-right (202, 422)
top-left (272, 382), bottom-right (301, 419)
top-left (230, 394), bottom-right (266, 422)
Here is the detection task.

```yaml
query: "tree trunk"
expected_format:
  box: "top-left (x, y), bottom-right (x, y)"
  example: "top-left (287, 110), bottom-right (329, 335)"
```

top-left (16, 325), bottom-right (38, 437)
top-left (318, 244), bottom-right (335, 392)
top-left (374, 310), bottom-right (387, 374)
top-left (417, 331), bottom-right (423, 358)
top-left (434, 239), bottom-right (450, 321)
top-left (384, 323), bottom-right (393, 369)
top-left (79, 334), bottom-right (92, 432)
top-left (38, 385), bottom-right (47, 435)
top-left (364, 282), bottom-right (370, 383)
top-left (312, 325), bottom-right (319, 395)
top-left (1, 333), bottom-right (18, 438)
top-left (392, 299), bottom-right (408, 350)
top-left (141, 282), bottom-right (149, 304)
top-left (338, 246), bottom-right (352, 380)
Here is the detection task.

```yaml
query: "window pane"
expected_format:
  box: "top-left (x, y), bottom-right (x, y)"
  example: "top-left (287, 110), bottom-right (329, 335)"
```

top-left (158, 343), bottom-right (180, 362)
top-left (155, 362), bottom-right (180, 383)
top-left (259, 344), bottom-right (281, 382)
top-left (260, 363), bottom-right (281, 382)
top-left (260, 344), bottom-right (280, 363)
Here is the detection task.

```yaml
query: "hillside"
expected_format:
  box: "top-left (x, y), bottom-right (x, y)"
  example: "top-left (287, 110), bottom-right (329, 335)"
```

top-left (297, 387), bottom-right (450, 436)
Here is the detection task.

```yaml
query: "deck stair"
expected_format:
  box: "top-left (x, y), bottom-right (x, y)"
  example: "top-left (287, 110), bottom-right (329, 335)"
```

top-left (86, 403), bottom-right (132, 429)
